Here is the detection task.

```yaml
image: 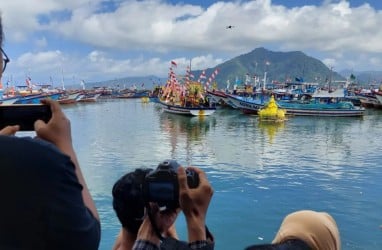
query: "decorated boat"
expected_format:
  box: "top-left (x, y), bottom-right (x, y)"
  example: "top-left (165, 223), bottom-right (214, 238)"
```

top-left (158, 62), bottom-right (217, 116)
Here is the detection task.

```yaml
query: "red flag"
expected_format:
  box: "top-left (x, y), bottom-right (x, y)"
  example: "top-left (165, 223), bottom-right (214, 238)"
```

top-left (171, 61), bottom-right (177, 67)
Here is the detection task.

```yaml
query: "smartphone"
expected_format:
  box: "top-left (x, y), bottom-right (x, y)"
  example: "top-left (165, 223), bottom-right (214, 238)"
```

top-left (0, 104), bottom-right (52, 131)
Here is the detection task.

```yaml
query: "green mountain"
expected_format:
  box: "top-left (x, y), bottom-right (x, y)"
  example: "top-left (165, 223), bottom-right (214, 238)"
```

top-left (79, 47), bottom-right (346, 90)
top-left (193, 47), bottom-right (344, 89)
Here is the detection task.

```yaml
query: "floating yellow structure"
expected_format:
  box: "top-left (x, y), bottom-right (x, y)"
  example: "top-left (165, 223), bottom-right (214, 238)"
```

top-left (141, 96), bottom-right (149, 103)
top-left (258, 95), bottom-right (286, 122)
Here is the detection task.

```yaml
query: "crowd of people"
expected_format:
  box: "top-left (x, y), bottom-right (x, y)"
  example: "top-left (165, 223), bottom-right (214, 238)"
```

top-left (0, 14), bottom-right (342, 250)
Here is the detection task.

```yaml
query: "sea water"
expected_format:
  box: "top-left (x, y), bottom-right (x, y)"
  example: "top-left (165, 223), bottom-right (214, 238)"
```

top-left (59, 99), bottom-right (382, 250)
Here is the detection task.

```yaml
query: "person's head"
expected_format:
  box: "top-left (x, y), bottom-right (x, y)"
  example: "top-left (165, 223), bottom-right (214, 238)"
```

top-left (112, 168), bottom-right (153, 234)
top-left (272, 210), bottom-right (341, 250)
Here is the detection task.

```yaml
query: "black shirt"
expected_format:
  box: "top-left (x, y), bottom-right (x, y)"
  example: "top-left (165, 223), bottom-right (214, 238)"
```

top-left (0, 136), bottom-right (100, 250)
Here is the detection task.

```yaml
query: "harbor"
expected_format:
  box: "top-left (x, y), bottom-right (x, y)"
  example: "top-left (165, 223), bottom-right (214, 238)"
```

top-left (13, 98), bottom-right (379, 250)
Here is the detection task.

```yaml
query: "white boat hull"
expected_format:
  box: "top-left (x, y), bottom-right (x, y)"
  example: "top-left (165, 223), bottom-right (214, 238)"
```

top-left (159, 100), bottom-right (216, 116)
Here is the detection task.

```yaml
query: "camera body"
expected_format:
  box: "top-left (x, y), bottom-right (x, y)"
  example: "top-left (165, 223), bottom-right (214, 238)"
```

top-left (143, 160), bottom-right (199, 211)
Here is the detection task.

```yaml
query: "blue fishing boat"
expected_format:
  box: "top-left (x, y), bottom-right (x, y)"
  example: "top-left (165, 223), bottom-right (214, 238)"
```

top-left (14, 92), bottom-right (62, 104)
top-left (226, 88), bottom-right (365, 117)
top-left (225, 94), bottom-right (265, 114)
top-left (277, 88), bottom-right (365, 117)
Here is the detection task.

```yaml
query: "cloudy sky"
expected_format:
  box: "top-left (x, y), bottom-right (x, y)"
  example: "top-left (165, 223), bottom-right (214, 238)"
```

top-left (1, 0), bottom-right (382, 86)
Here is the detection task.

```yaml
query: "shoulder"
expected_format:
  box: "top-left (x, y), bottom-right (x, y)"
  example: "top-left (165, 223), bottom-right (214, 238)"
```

top-left (0, 135), bottom-right (62, 156)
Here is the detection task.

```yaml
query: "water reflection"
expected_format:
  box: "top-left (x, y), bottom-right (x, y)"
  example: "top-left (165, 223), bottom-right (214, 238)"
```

top-left (159, 112), bottom-right (216, 141)
top-left (257, 120), bottom-right (285, 143)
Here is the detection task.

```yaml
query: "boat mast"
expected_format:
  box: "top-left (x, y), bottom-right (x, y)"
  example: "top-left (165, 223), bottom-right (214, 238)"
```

top-left (61, 67), bottom-right (65, 91)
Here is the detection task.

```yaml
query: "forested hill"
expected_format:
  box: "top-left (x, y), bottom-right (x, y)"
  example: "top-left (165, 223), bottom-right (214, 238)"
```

top-left (195, 47), bottom-right (344, 89)
top-left (81, 47), bottom-right (347, 90)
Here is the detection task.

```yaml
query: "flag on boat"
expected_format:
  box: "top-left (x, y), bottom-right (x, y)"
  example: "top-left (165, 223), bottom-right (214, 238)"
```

top-left (171, 60), bottom-right (177, 67)
top-left (26, 77), bottom-right (32, 88)
top-left (206, 68), bottom-right (219, 89)
top-left (198, 70), bottom-right (207, 83)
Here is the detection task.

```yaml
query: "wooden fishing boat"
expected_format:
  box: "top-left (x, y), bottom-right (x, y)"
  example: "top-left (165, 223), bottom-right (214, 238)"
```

top-left (159, 99), bottom-right (216, 116)
top-left (57, 91), bottom-right (82, 104)
top-left (226, 88), bottom-right (365, 117)
top-left (277, 89), bottom-right (365, 117)
top-left (158, 62), bottom-right (217, 116)
top-left (76, 93), bottom-right (101, 102)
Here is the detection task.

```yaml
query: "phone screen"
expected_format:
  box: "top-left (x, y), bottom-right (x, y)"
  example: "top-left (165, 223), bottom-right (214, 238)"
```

top-left (0, 104), bottom-right (52, 131)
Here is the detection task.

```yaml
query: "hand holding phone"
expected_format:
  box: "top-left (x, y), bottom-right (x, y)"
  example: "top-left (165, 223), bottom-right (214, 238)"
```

top-left (0, 104), bottom-right (52, 131)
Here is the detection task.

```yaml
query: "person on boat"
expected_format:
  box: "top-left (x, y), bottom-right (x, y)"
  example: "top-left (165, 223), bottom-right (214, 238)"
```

top-left (112, 166), bottom-right (214, 250)
top-left (0, 15), bottom-right (100, 249)
top-left (244, 210), bottom-right (341, 250)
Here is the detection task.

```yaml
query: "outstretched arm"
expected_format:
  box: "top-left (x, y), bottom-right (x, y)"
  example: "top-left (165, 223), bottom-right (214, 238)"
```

top-left (34, 98), bottom-right (99, 221)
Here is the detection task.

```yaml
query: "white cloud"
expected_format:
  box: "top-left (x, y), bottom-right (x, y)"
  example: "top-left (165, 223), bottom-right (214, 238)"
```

top-left (2, 0), bottom-right (382, 82)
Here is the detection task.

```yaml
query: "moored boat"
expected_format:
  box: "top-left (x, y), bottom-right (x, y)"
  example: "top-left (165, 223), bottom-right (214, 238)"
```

top-left (225, 93), bottom-right (265, 114)
top-left (58, 91), bottom-right (82, 105)
top-left (14, 92), bottom-right (62, 104)
top-left (158, 61), bottom-right (217, 116)
top-left (159, 99), bottom-right (216, 116)
top-left (277, 88), bottom-right (365, 117)
top-left (76, 93), bottom-right (101, 102)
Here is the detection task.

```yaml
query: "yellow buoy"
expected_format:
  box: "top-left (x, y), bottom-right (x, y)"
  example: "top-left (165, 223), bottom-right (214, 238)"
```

top-left (258, 95), bottom-right (286, 122)
top-left (141, 96), bottom-right (149, 103)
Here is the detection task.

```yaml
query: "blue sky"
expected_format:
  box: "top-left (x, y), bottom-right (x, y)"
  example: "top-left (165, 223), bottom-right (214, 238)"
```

top-left (1, 0), bottom-right (382, 87)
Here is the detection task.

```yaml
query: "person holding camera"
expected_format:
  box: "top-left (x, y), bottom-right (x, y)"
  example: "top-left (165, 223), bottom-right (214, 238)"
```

top-left (112, 161), bottom-right (214, 250)
top-left (112, 168), bottom-right (180, 250)
top-left (132, 163), bottom-right (214, 250)
top-left (0, 16), bottom-right (100, 248)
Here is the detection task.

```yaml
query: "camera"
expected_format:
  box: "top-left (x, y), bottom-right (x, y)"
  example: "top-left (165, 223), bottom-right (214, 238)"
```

top-left (143, 160), bottom-right (199, 211)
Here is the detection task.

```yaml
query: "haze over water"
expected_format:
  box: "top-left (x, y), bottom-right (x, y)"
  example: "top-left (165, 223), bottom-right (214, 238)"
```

top-left (56, 99), bottom-right (382, 250)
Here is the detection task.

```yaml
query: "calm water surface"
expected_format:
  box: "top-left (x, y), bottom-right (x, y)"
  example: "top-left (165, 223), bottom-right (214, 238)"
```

top-left (58, 99), bottom-right (381, 250)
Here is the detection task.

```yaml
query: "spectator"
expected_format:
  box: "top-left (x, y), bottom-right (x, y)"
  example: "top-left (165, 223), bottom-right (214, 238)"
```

top-left (245, 210), bottom-right (341, 250)
top-left (0, 14), bottom-right (100, 249)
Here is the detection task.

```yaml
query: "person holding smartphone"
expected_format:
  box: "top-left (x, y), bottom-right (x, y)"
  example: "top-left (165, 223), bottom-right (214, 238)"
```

top-left (0, 15), bottom-right (100, 250)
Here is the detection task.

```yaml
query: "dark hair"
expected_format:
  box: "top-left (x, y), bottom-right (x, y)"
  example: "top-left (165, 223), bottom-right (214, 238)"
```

top-left (112, 168), bottom-right (152, 234)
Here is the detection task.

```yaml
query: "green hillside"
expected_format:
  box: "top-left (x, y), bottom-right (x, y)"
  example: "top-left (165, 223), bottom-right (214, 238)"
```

top-left (81, 47), bottom-right (347, 90)
top-left (194, 47), bottom-right (344, 89)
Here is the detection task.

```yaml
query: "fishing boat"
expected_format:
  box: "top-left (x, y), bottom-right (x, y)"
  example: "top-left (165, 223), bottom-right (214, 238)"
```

top-left (277, 88), bottom-right (365, 117)
top-left (76, 93), bottom-right (101, 102)
top-left (206, 89), bottom-right (232, 107)
top-left (0, 89), bottom-right (19, 105)
top-left (224, 93), bottom-right (265, 114)
top-left (226, 87), bottom-right (365, 117)
top-left (158, 62), bottom-right (217, 116)
top-left (57, 91), bottom-right (82, 105)
top-left (14, 92), bottom-right (62, 104)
